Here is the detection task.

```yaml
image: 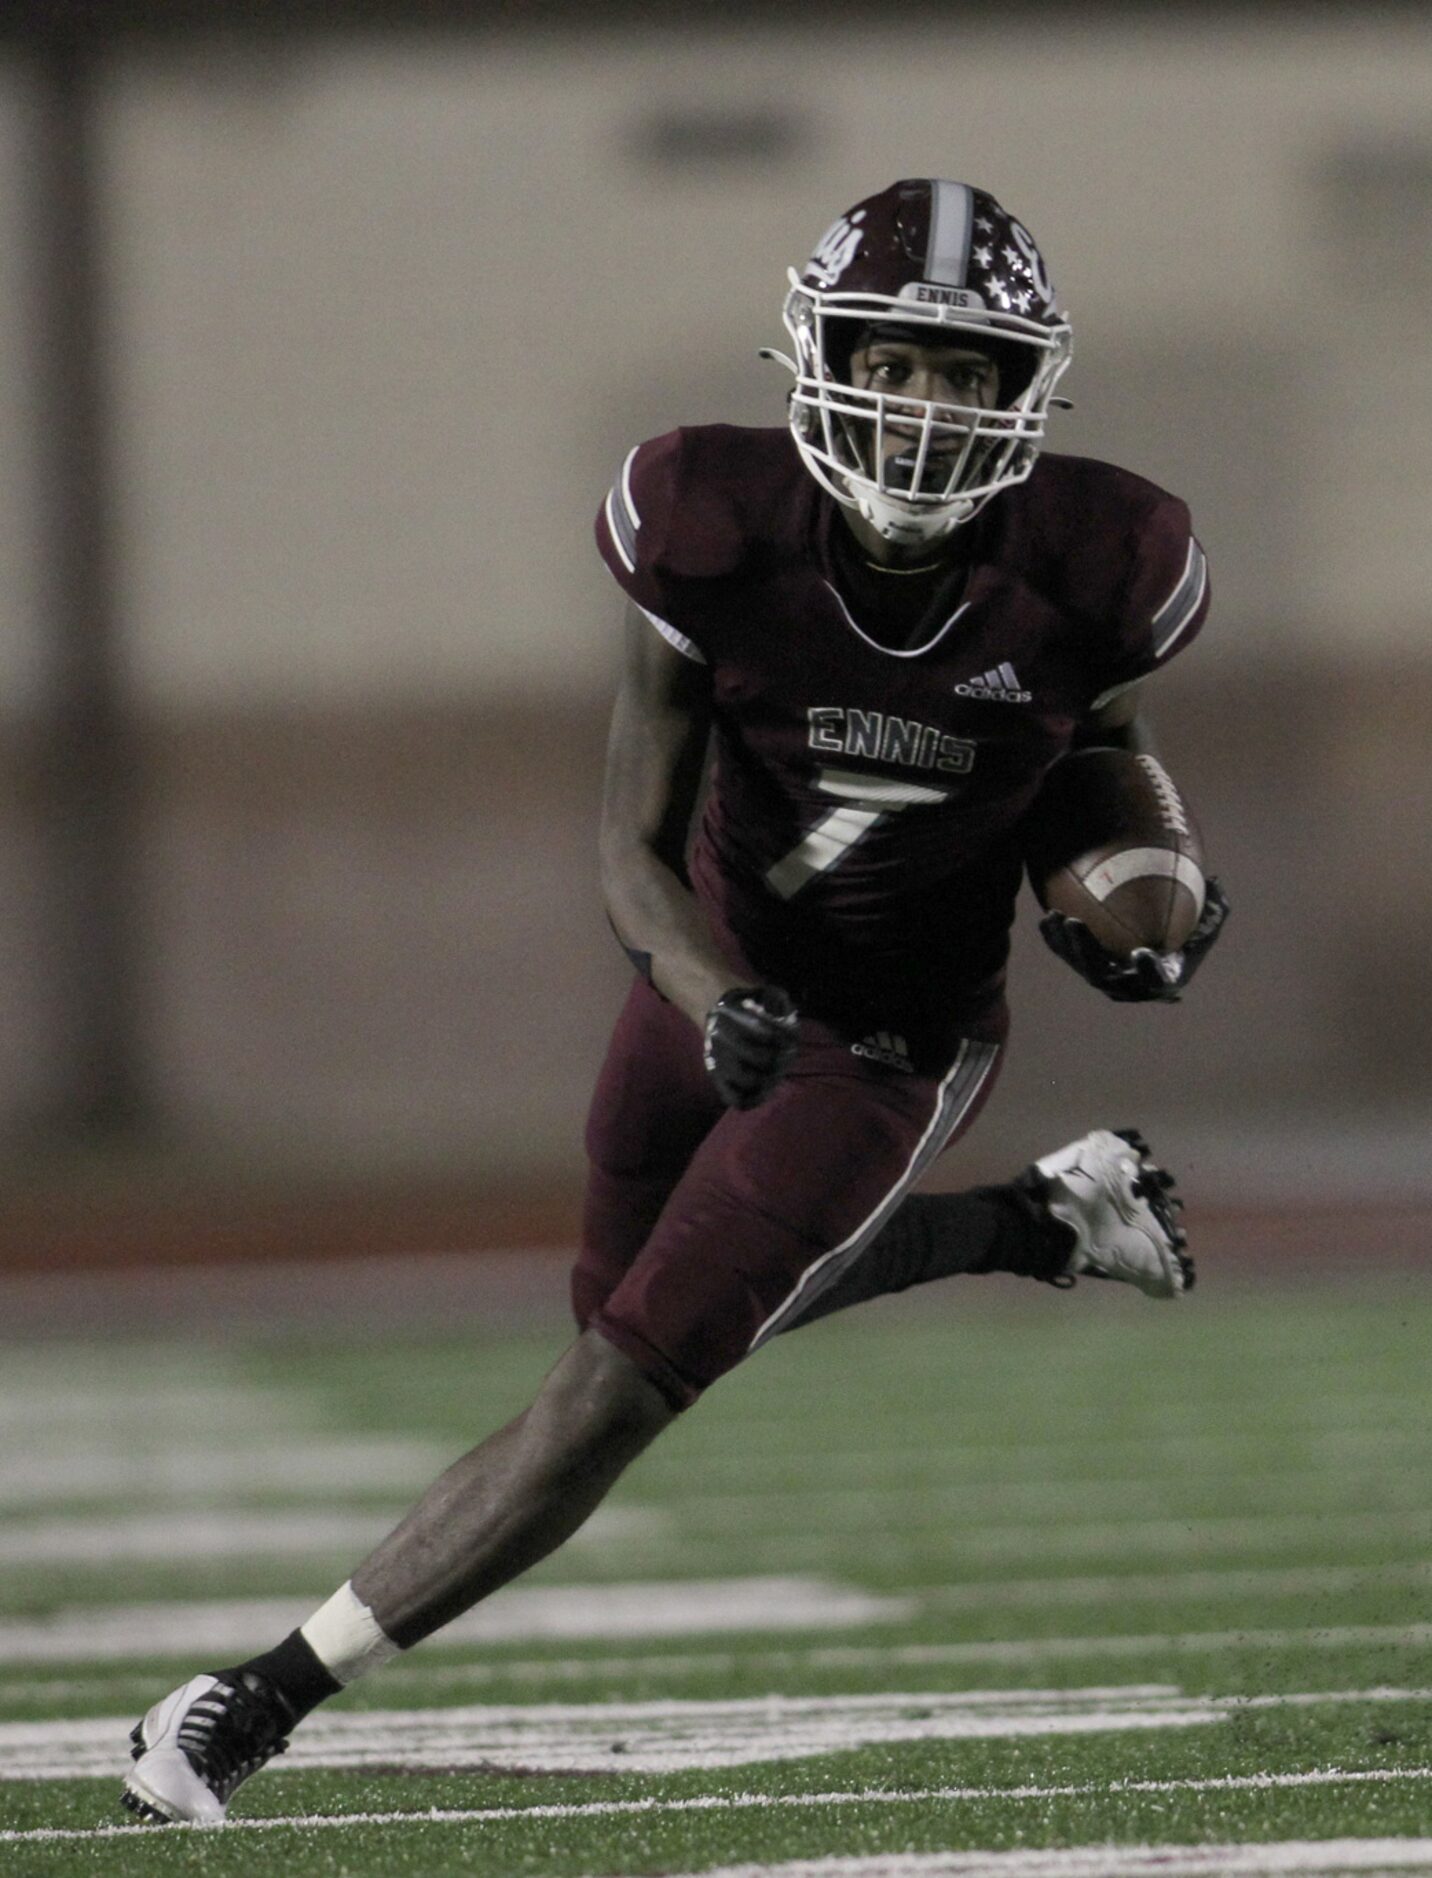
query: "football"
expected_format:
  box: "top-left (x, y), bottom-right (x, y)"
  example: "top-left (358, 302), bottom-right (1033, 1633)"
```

top-left (1024, 747), bottom-right (1206, 956)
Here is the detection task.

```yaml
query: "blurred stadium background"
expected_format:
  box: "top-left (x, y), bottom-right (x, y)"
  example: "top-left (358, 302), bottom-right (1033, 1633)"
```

top-left (1, 0), bottom-right (1430, 1291)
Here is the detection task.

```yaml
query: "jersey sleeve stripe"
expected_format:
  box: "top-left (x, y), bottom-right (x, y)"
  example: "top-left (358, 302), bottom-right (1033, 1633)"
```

top-left (619, 446), bottom-right (642, 531)
top-left (604, 487), bottom-right (637, 573)
top-left (638, 603), bottom-right (706, 665)
top-left (602, 447), bottom-right (644, 572)
top-left (747, 1037), bottom-right (1001, 1346)
top-left (1152, 538), bottom-right (1208, 658)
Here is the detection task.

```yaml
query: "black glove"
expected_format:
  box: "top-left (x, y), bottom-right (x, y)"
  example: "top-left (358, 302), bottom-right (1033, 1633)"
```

top-left (703, 985), bottom-right (799, 1109)
top-left (1040, 876), bottom-right (1230, 1003)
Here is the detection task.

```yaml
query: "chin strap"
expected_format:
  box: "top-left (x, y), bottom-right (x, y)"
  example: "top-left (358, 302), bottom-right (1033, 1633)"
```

top-left (856, 492), bottom-right (972, 545)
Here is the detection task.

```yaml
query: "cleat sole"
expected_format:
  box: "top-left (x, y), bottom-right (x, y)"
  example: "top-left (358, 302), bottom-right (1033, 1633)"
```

top-left (120, 1784), bottom-right (177, 1826)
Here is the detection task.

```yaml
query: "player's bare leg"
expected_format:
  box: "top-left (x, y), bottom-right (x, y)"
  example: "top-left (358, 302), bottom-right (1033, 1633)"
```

top-left (122, 1131), bottom-right (1187, 1825)
top-left (350, 1330), bottom-right (675, 1644)
top-left (122, 1330), bottom-right (675, 1825)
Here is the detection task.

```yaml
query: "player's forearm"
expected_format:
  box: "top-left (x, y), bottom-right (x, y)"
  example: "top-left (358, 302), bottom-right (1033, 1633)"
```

top-left (601, 839), bottom-right (736, 1028)
top-left (1073, 686), bottom-right (1157, 756)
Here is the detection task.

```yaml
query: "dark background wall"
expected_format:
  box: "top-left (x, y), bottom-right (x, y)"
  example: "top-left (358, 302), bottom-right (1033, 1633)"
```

top-left (1, 8), bottom-right (1429, 1260)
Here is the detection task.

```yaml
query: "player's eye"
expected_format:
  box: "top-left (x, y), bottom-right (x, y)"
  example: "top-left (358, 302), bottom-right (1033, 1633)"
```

top-left (867, 358), bottom-right (910, 386)
top-left (946, 364), bottom-right (991, 394)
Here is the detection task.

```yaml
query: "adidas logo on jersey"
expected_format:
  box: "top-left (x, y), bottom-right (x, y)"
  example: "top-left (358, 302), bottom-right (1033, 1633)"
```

top-left (851, 1030), bottom-right (914, 1073)
top-left (955, 662), bottom-right (1031, 704)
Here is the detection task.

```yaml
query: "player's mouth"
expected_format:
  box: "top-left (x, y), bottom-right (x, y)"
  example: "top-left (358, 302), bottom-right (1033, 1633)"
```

top-left (883, 441), bottom-right (966, 496)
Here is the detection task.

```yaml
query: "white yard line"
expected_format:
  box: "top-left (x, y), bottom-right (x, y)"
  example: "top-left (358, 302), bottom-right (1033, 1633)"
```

top-left (3, 1502), bottom-right (1424, 1570)
top-left (0, 1564), bottom-right (1422, 1667)
top-left (9, 1686), bottom-right (1432, 1781)
top-left (597, 1511), bottom-right (1432, 1563)
top-left (0, 1502), bottom-right (659, 1565)
top-left (0, 1511), bottom-right (391, 1566)
top-left (650, 1419), bottom-right (1431, 1481)
top-left (929, 1561), bottom-right (1432, 1610)
top-left (0, 1578), bottom-right (911, 1666)
top-left (0, 1440), bottom-right (449, 1506)
top-left (5, 1620), bottom-right (1430, 1704)
top-left (670, 1464), bottom-right (1432, 1523)
top-left (679, 1840), bottom-right (1432, 1876)
top-left (4, 1768), bottom-right (1432, 1846)
top-left (0, 1378), bottom-right (304, 1436)
top-left (8, 1620), bottom-right (1430, 1707)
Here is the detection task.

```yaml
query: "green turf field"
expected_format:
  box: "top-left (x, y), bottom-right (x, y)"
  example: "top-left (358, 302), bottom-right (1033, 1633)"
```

top-left (1, 1275), bottom-right (1430, 1875)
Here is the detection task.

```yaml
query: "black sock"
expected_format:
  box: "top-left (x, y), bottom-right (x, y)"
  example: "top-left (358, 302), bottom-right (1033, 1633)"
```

top-left (227, 1630), bottom-right (343, 1724)
top-left (779, 1174), bottom-right (1075, 1333)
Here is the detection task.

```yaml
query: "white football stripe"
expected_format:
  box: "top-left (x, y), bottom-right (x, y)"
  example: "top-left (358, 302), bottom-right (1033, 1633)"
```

top-left (0, 1578), bottom-right (910, 1665)
top-left (642, 1422), bottom-right (1432, 1488)
top-left (4, 1773), bottom-right (1431, 1847)
top-left (683, 1841), bottom-right (1432, 1877)
top-left (0, 1503), bottom-right (656, 1565)
top-left (607, 1509), bottom-right (1432, 1562)
top-left (0, 1439), bottom-right (447, 1506)
top-left (929, 1560), bottom-right (1432, 1610)
top-left (10, 1687), bottom-right (1432, 1783)
top-left (6, 1620), bottom-right (1428, 1705)
top-left (1082, 847), bottom-right (1205, 905)
top-left (0, 1382), bottom-right (299, 1433)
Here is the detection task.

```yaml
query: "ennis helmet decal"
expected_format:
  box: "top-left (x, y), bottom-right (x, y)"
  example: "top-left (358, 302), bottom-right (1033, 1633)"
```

top-left (769, 180), bottom-right (1073, 545)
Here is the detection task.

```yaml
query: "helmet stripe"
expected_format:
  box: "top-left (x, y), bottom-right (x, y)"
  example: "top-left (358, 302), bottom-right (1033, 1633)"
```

top-left (925, 180), bottom-right (973, 287)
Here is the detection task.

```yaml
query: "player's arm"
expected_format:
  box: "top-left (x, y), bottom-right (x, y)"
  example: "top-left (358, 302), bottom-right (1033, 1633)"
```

top-left (600, 603), bottom-right (797, 1104)
top-left (600, 602), bottom-right (725, 1025)
top-left (1069, 681), bottom-right (1154, 754)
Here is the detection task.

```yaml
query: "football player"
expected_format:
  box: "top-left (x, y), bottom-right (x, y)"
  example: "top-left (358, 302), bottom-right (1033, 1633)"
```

top-left (122, 179), bottom-right (1227, 1826)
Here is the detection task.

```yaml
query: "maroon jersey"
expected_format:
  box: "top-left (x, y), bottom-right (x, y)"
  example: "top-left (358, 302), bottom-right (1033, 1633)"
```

top-left (595, 425), bottom-right (1208, 1058)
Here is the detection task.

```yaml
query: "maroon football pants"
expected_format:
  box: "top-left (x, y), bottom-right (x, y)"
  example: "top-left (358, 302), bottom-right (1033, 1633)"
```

top-left (575, 978), bottom-right (1005, 1407)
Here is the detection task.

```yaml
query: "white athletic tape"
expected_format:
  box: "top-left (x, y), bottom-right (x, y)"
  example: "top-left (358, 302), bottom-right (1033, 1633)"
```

top-left (299, 1582), bottom-right (398, 1686)
top-left (1082, 848), bottom-right (1205, 907)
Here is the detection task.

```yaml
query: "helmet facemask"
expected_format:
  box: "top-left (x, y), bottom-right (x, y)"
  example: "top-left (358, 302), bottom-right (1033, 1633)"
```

top-left (779, 277), bottom-right (1072, 545)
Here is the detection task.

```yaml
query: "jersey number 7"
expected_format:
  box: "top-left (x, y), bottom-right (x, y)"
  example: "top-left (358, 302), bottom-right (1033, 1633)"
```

top-left (765, 768), bottom-right (949, 900)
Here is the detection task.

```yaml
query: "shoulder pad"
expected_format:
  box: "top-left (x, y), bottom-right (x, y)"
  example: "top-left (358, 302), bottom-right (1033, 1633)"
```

top-left (597, 427), bottom-right (802, 592)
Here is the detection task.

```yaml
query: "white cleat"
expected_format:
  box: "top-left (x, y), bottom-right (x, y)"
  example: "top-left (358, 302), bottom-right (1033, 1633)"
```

top-left (121, 1670), bottom-right (292, 1826)
top-left (1032, 1127), bottom-right (1192, 1299)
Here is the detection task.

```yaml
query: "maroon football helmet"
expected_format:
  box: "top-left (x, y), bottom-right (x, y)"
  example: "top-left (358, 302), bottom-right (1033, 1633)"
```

top-left (772, 180), bottom-right (1073, 544)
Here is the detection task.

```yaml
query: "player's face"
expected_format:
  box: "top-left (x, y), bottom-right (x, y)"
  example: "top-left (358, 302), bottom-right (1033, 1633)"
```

top-left (846, 337), bottom-right (1002, 474)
